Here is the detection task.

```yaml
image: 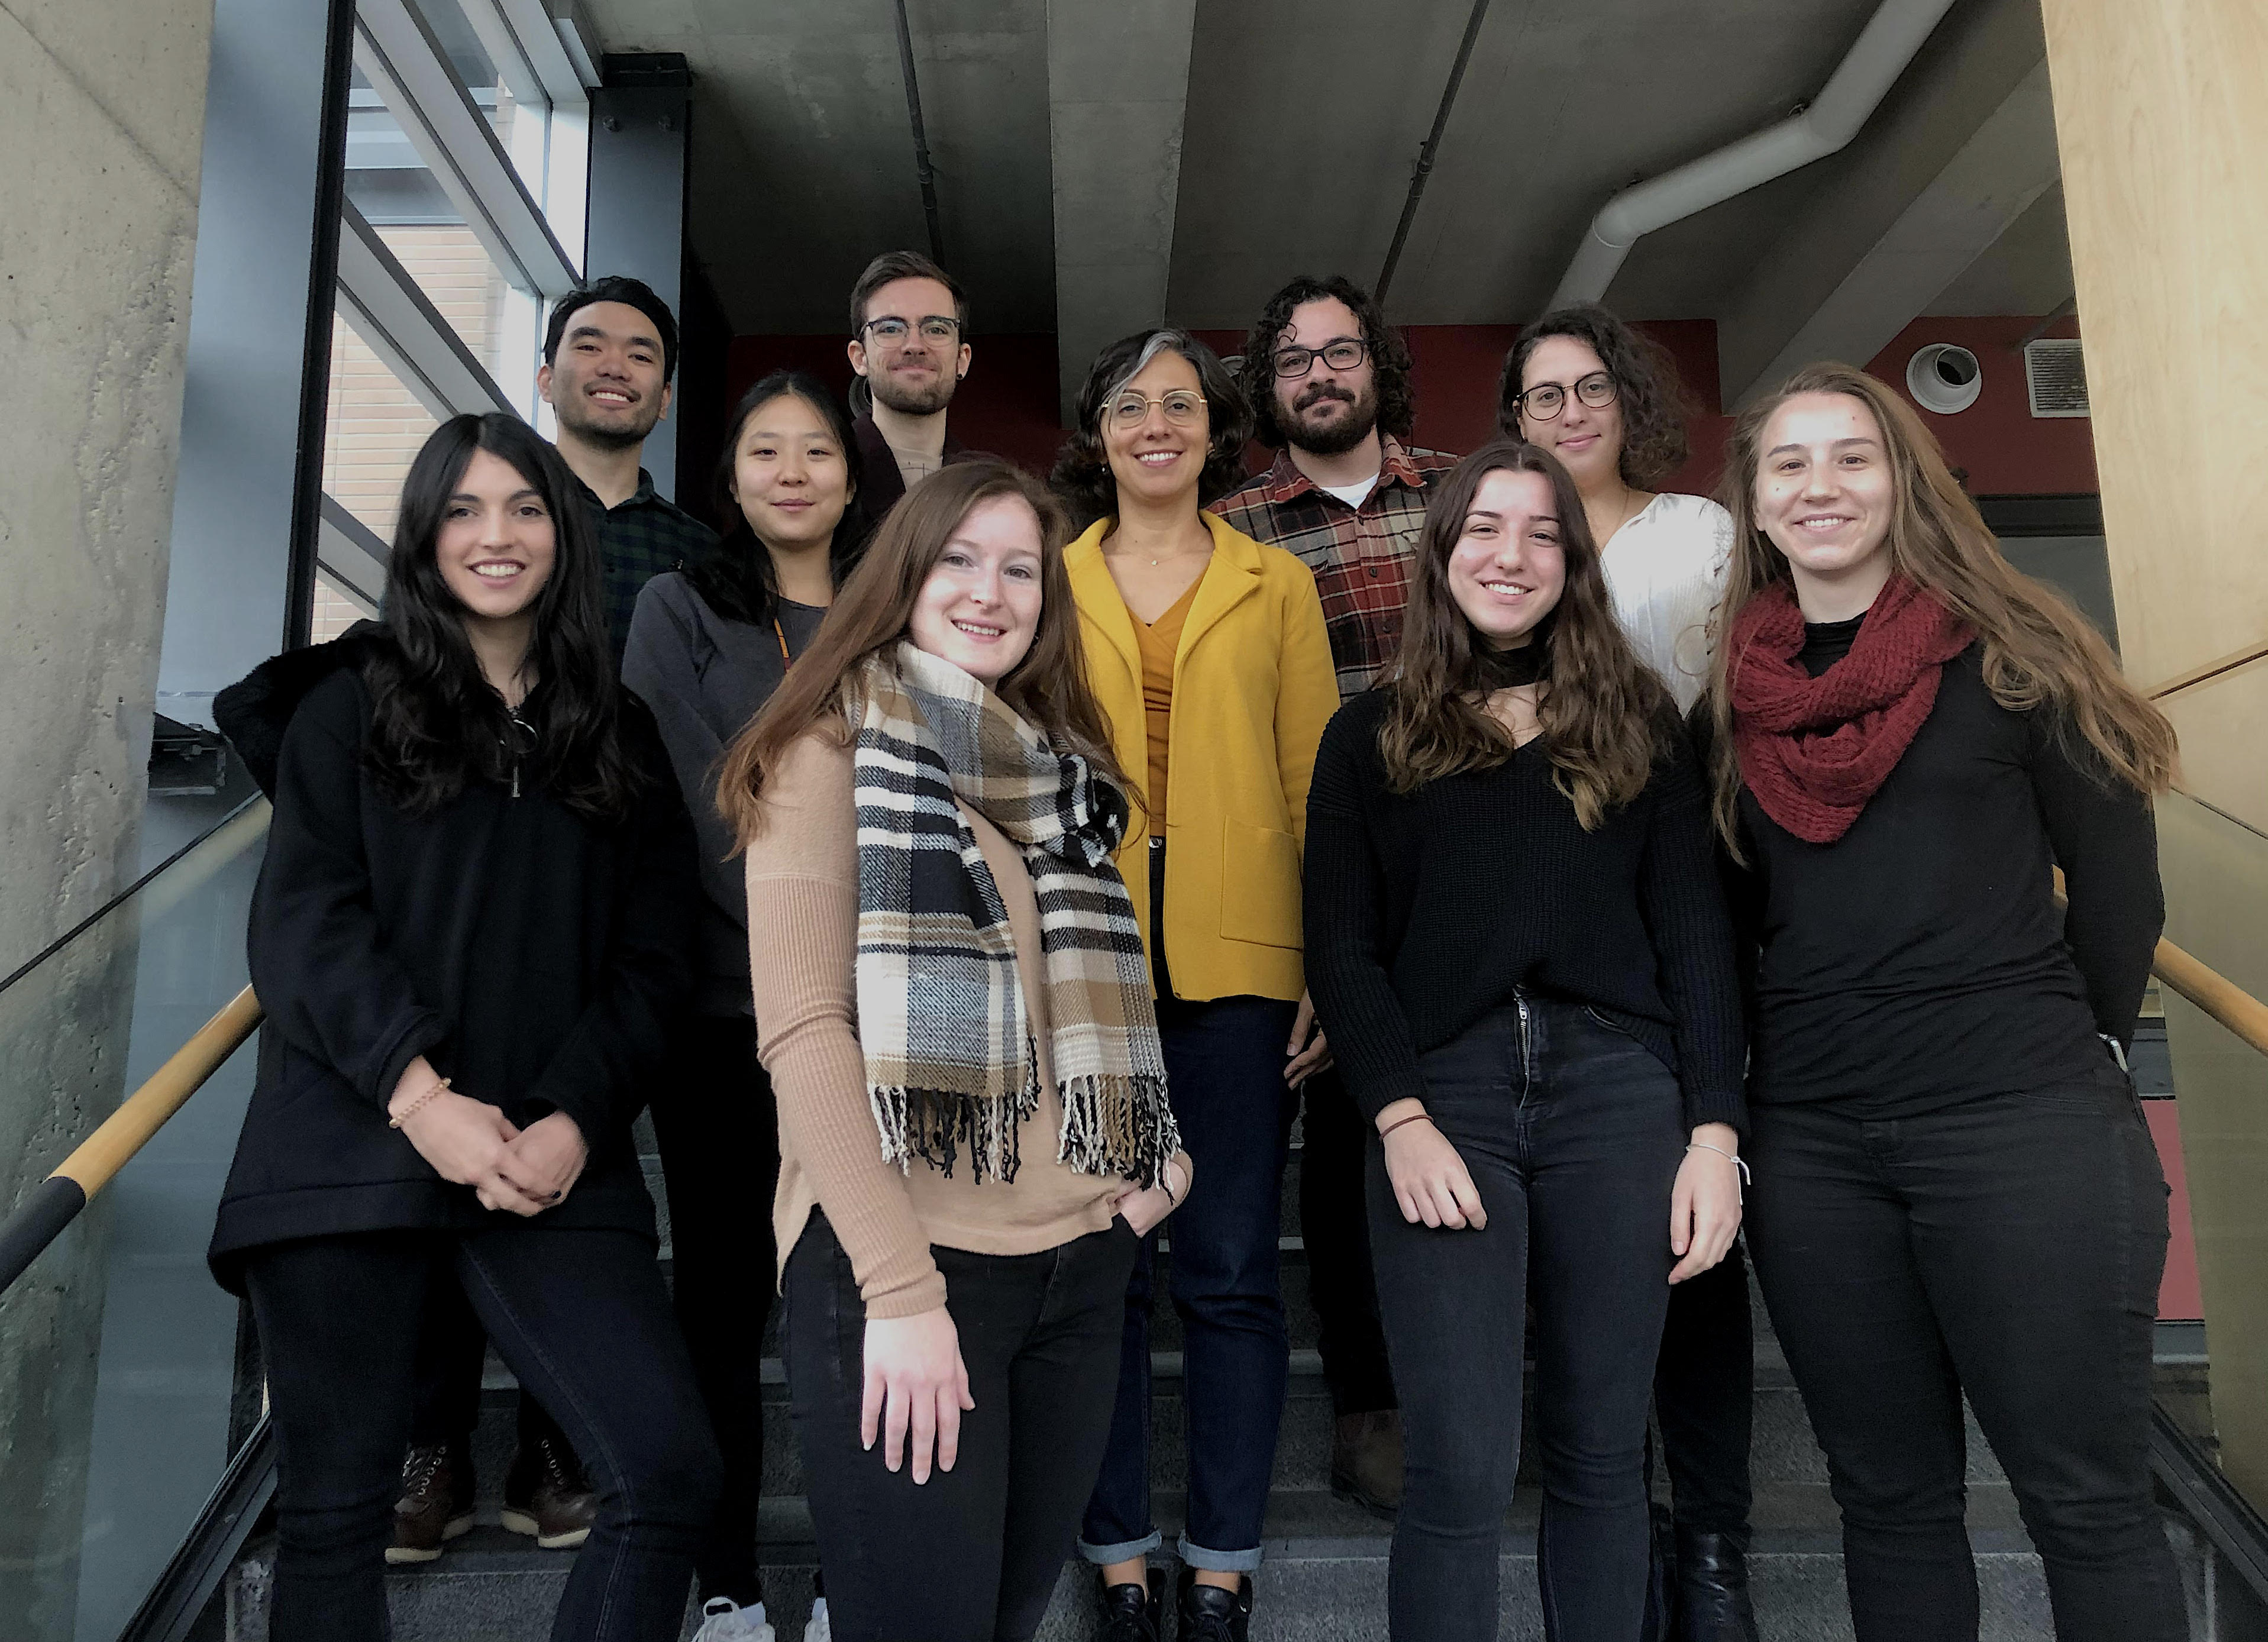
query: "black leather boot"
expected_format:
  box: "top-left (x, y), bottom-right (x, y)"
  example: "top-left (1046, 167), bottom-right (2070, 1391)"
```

top-left (1175, 1566), bottom-right (1253, 1642)
top-left (1671, 1528), bottom-right (1760, 1642)
top-left (1097, 1567), bottom-right (1160, 1642)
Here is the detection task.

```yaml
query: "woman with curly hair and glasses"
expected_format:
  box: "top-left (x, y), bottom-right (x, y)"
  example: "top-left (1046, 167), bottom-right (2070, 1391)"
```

top-left (1052, 330), bottom-right (1338, 1642)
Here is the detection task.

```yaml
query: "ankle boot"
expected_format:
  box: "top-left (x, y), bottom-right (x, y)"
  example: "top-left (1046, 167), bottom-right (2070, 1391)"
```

top-left (1671, 1528), bottom-right (1759, 1642)
top-left (1175, 1566), bottom-right (1253, 1642)
top-left (1096, 1567), bottom-right (1159, 1642)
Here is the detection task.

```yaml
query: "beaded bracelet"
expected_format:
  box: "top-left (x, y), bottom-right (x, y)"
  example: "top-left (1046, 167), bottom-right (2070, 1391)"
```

top-left (387, 1075), bottom-right (453, 1130)
top-left (1378, 1111), bottom-right (1433, 1140)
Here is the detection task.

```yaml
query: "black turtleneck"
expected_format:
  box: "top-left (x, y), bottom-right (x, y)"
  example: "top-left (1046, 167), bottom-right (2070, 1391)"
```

top-left (1713, 615), bottom-right (2163, 1116)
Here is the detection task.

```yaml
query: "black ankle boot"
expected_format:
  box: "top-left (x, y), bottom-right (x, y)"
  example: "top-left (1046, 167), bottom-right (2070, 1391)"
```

top-left (1671, 1529), bottom-right (1759, 1642)
top-left (1175, 1566), bottom-right (1253, 1642)
top-left (1097, 1568), bottom-right (1159, 1642)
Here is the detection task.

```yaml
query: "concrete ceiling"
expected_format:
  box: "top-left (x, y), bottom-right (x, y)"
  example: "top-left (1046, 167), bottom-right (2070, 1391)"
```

top-left (584, 0), bottom-right (2076, 382)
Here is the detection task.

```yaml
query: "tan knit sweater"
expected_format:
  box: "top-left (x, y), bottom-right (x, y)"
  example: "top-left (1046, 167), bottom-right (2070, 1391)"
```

top-left (749, 725), bottom-right (1173, 1318)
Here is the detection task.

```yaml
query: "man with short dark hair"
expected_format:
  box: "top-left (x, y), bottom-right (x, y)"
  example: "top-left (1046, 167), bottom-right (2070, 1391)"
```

top-left (537, 274), bottom-right (719, 660)
top-left (844, 250), bottom-right (971, 540)
top-left (1210, 274), bottom-right (1461, 1518)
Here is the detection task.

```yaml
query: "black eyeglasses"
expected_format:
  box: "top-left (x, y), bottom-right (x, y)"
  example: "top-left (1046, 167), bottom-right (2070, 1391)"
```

top-left (860, 315), bottom-right (961, 345)
top-left (1272, 338), bottom-right (1368, 379)
top-left (1514, 371), bottom-right (1618, 421)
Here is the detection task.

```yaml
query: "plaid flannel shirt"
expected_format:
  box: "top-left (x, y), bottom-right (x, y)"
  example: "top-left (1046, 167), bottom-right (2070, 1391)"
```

top-left (1209, 437), bottom-right (1461, 700)
top-left (582, 470), bottom-right (721, 665)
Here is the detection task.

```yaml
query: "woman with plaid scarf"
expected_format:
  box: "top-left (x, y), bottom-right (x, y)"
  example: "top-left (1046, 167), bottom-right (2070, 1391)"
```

top-left (716, 459), bottom-right (1193, 1642)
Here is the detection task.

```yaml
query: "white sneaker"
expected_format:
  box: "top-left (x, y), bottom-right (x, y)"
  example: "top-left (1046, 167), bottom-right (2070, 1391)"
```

top-left (693, 1596), bottom-right (776, 1642)
top-left (803, 1595), bottom-right (830, 1642)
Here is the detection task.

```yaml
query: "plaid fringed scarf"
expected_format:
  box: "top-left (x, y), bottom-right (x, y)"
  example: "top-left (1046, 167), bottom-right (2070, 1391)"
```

top-left (847, 643), bottom-right (1179, 1187)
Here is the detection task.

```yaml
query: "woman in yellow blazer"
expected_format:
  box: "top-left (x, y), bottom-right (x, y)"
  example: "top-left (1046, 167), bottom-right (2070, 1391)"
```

top-left (1049, 328), bottom-right (1337, 1640)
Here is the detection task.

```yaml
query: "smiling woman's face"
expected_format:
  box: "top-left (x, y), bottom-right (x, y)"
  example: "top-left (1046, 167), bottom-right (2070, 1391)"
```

top-left (907, 493), bottom-right (1046, 686)
top-left (1752, 391), bottom-right (1896, 605)
top-left (729, 392), bottom-right (852, 551)
top-left (1446, 467), bottom-right (1566, 649)
top-left (1517, 334), bottom-right (1626, 492)
top-left (435, 447), bottom-right (557, 624)
top-left (1100, 348), bottom-right (1209, 510)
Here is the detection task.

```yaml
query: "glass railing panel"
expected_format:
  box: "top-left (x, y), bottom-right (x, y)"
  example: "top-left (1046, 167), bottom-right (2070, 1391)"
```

top-left (0, 803), bottom-right (269, 1642)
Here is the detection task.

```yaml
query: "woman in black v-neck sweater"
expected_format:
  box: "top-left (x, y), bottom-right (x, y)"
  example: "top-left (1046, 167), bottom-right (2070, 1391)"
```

top-left (211, 415), bottom-right (717, 1642)
top-left (1704, 366), bottom-right (2184, 1642)
top-left (1305, 441), bottom-right (1746, 1642)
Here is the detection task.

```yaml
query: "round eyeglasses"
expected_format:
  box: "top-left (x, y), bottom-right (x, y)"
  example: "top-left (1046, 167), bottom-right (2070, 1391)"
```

top-left (1109, 389), bottom-right (1207, 428)
top-left (1514, 371), bottom-right (1618, 422)
top-left (1272, 338), bottom-right (1368, 379)
top-left (860, 315), bottom-right (961, 345)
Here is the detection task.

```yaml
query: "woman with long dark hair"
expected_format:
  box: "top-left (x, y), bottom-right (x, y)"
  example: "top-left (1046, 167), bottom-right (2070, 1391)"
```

top-left (620, 368), bottom-right (864, 1642)
top-left (1054, 329), bottom-right (1339, 1642)
top-left (207, 412), bottom-right (718, 1642)
top-left (1504, 303), bottom-right (1753, 1636)
top-left (1304, 439), bottom-right (1746, 1641)
top-left (716, 459), bottom-right (1194, 1642)
top-left (1705, 364), bottom-right (2184, 1642)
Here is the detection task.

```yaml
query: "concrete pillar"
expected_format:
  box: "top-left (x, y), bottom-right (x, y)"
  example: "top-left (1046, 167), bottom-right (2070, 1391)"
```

top-left (2040, 0), bottom-right (2268, 1509)
top-left (586, 56), bottom-right (691, 500)
top-left (0, 1), bottom-right (217, 1634)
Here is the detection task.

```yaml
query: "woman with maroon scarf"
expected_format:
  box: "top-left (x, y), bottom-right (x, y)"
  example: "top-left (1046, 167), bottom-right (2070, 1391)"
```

top-left (1704, 363), bottom-right (2183, 1642)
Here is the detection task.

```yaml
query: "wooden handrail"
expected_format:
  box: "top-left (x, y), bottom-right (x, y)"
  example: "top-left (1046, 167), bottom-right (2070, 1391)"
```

top-left (2145, 640), bottom-right (2268, 702)
top-left (2152, 939), bottom-right (2268, 1061)
top-left (51, 986), bottom-right (263, 1196)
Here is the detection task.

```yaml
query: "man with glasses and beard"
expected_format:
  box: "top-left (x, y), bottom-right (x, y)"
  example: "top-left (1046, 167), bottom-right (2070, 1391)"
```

top-left (1211, 275), bottom-right (1459, 1518)
top-left (537, 275), bottom-right (721, 663)
top-left (844, 250), bottom-right (973, 541)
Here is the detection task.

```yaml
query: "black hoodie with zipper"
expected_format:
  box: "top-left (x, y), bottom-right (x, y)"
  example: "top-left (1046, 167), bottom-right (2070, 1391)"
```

top-left (205, 624), bottom-right (697, 1292)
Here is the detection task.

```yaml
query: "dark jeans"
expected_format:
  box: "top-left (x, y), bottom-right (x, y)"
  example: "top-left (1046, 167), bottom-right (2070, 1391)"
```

top-left (1655, 1241), bottom-right (1753, 1540)
top-left (245, 1226), bottom-right (720, 1642)
top-left (782, 1213), bottom-right (1137, 1642)
top-left (1300, 1065), bottom-right (1398, 1416)
top-left (1745, 1087), bottom-right (2185, 1642)
top-left (1370, 1000), bottom-right (1687, 1642)
top-left (1081, 990), bottom-right (1300, 1572)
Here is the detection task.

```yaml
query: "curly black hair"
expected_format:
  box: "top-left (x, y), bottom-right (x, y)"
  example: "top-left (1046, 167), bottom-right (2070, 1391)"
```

top-left (1049, 331), bottom-right (1253, 531)
top-left (1239, 274), bottom-right (1415, 450)
top-left (1498, 304), bottom-right (1692, 489)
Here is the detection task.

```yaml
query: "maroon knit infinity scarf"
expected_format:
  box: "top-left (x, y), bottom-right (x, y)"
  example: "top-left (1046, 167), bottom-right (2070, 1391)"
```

top-left (1728, 576), bottom-right (1973, 844)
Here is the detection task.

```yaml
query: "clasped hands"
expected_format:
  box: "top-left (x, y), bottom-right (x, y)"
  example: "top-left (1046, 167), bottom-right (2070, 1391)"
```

top-left (386, 1055), bottom-right (587, 1216)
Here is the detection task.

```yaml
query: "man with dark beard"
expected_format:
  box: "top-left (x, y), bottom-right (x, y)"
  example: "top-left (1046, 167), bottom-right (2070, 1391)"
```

top-left (537, 275), bottom-right (719, 662)
top-left (843, 250), bottom-right (972, 541)
top-left (1210, 275), bottom-right (1458, 1519)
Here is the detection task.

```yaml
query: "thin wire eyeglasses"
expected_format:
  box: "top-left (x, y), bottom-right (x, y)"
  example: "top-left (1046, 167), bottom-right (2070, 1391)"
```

top-left (1513, 372), bottom-right (1618, 421)
top-left (859, 315), bottom-right (962, 345)
top-left (1271, 338), bottom-right (1369, 379)
top-left (1108, 390), bottom-right (1208, 428)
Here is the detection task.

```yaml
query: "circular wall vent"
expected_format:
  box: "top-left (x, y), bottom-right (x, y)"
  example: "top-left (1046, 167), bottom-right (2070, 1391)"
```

top-left (1906, 343), bottom-right (1982, 414)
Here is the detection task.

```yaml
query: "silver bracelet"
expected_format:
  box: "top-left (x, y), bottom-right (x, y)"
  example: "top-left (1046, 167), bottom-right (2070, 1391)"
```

top-left (1687, 1141), bottom-right (1750, 1202)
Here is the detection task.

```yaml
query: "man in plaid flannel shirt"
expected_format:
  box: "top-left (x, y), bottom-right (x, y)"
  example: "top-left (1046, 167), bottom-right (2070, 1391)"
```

top-left (1209, 275), bottom-right (1459, 1518)
top-left (537, 275), bottom-right (720, 665)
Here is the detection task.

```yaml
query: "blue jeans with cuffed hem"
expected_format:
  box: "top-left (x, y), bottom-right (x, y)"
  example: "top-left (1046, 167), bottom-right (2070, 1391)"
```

top-left (1370, 1000), bottom-right (1687, 1642)
top-left (1080, 990), bottom-right (1298, 1575)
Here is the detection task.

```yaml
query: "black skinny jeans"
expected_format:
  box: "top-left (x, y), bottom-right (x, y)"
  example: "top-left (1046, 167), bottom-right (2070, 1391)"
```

top-left (1370, 1000), bottom-right (1688, 1642)
top-left (1745, 1085), bottom-right (2186, 1642)
top-left (783, 1212), bottom-right (1138, 1642)
top-left (1300, 1065), bottom-right (1398, 1417)
top-left (1654, 1243), bottom-right (1753, 1541)
top-left (246, 1226), bottom-right (721, 1642)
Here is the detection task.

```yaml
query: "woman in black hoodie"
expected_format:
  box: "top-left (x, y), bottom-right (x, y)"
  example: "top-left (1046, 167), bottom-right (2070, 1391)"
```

top-left (209, 413), bottom-right (719, 1642)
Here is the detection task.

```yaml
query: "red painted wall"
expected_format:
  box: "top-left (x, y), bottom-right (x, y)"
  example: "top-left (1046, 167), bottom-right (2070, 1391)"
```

top-left (723, 313), bottom-right (2098, 512)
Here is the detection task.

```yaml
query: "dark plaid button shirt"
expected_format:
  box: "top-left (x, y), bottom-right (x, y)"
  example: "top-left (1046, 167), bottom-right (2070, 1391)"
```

top-left (581, 469), bottom-right (720, 665)
top-left (1209, 437), bottom-right (1461, 700)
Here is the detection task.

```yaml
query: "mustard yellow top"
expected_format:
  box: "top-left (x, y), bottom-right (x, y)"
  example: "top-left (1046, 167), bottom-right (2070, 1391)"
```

top-left (1066, 512), bottom-right (1339, 1004)
top-left (1136, 576), bottom-right (1202, 822)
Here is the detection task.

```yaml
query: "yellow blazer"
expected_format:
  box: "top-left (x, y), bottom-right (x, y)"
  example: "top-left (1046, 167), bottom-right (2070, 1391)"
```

top-left (1067, 512), bottom-right (1339, 1003)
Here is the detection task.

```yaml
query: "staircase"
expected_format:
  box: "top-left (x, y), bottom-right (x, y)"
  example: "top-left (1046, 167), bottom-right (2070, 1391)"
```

top-left (226, 1033), bottom-right (2214, 1639)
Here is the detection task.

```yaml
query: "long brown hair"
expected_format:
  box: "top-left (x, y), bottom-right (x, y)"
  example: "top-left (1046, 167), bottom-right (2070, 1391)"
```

top-left (717, 458), bottom-right (1123, 845)
top-left (1381, 439), bottom-right (1670, 828)
top-left (1705, 362), bottom-right (2177, 849)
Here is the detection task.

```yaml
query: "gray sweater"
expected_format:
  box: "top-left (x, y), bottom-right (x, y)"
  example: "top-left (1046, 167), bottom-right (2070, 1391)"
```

top-left (621, 570), bottom-right (826, 1016)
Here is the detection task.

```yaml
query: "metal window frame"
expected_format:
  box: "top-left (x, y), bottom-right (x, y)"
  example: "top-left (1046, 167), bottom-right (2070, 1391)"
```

top-left (335, 199), bottom-right (516, 421)
top-left (317, 496), bottom-right (390, 614)
top-left (460, 0), bottom-right (599, 110)
top-left (353, 0), bottom-right (580, 299)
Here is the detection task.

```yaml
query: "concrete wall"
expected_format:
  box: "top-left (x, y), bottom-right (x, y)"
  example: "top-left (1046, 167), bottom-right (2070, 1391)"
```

top-left (0, 1), bottom-right (215, 1632)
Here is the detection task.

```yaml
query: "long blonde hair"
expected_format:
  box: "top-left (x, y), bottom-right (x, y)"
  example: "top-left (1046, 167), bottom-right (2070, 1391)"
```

top-left (1705, 363), bottom-right (2176, 850)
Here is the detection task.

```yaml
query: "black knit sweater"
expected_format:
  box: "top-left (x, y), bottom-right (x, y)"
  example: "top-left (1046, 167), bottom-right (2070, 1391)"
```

top-left (1303, 690), bottom-right (1747, 1133)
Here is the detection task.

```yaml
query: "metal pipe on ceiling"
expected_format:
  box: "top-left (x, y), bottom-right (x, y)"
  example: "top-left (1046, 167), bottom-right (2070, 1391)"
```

top-left (891, 0), bottom-right (946, 266)
top-left (1376, 0), bottom-right (1494, 308)
top-left (1547, 0), bottom-right (1958, 312)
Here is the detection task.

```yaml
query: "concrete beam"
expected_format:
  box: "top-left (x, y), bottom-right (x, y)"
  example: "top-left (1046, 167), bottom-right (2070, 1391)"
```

top-left (1714, 0), bottom-right (2052, 409)
top-left (1046, 0), bottom-right (1198, 425)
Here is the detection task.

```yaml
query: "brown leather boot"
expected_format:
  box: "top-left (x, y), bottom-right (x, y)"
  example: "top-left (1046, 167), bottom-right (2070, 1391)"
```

top-left (1329, 1408), bottom-right (1405, 1515)
top-left (387, 1438), bottom-right (474, 1564)
top-left (500, 1432), bottom-right (597, 1549)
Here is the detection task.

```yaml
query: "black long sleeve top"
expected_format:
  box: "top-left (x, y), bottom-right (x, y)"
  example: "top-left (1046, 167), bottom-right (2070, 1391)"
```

top-left (1303, 689), bottom-right (1747, 1134)
top-left (621, 571), bottom-right (826, 1016)
top-left (207, 657), bottom-right (698, 1289)
top-left (1720, 618), bottom-right (2162, 1117)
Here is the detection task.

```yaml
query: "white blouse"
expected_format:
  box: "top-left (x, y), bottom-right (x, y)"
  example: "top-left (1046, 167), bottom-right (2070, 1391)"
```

top-left (1601, 492), bottom-right (1733, 712)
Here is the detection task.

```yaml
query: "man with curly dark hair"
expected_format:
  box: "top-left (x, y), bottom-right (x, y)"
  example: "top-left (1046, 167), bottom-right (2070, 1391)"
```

top-left (1208, 276), bottom-right (1459, 1523)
